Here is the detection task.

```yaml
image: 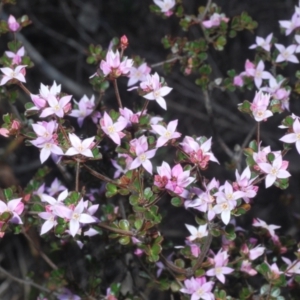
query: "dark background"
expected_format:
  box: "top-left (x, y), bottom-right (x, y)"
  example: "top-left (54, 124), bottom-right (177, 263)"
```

top-left (1, 0), bottom-right (300, 299)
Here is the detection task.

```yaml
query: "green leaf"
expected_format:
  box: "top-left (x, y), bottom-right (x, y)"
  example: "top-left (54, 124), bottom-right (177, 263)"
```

top-left (134, 219), bottom-right (143, 230)
top-left (118, 236), bottom-right (130, 245)
top-left (144, 187), bottom-right (153, 200)
top-left (129, 194), bottom-right (139, 205)
top-left (106, 183), bottom-right (117, 197)
top-left (2, 113), bottom-right (11, 124)
top-left (119, 219), bottom-right (130, 231)
top-left (171, 197), bottom-right (183, 207)
top-left (0, 211), bottom-right (12, 222)
top-left (3, 188), bottom-right (13, 200)
top-left (256, 262), bottom-right (270, 277)
top-left (249, 140), bottom-right (258, 152)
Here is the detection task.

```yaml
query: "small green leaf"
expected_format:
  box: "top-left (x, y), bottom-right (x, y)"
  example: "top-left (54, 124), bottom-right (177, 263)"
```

top-left (171, 197), bottom-right (183, 207)
top-left (119, 219), bottom-right (130, 231)
top-left (119, 236), bottom-right (130, 245)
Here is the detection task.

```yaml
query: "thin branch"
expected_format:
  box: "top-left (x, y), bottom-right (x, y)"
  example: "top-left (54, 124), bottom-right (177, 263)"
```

top-left (192, 231), bottom-right (212, 272)
top-left (113, 79), bottom-right (123, 108)
top-left (151, 56), bottom-right (183, 68)
top-left (97, 222), bottom-right (134, 236)
top-left (203, 89), bottom-right (234, 158)
top-left (0, 265), bottom-right (56, 295)
top-left (75, 160), bottom-right (80, 192)
top-left (83, 164), bottom-right (125, 188)
top-left (22, 229), bottom-right (58, 270)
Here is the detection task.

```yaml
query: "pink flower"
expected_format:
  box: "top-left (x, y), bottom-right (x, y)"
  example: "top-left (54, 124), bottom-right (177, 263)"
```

top-left (46, 178), bottom-right (67, 196)
top-left (69, 95), bottom-right (96, 127)
top-left (246, 60), bottom-right (272, 89)
top-left (185, 224), bottom-right (208, 241)
top-left (180, 136), bottom-right (218, 168)
top-left (155, 162), bottom-right (195, 197)
top-left (275, 44), bottom-right (299, 63)
top-left (129, 136), bottom-right (156, 174)
top-left (100, 50), bottom-right (133, 78)
top-left (38, 211), bottom-right (57, 235)
top-left (181, 276), bottom-right (215, 300)
top-left (0, 198), bottom-right (24, 224)
top-left (233, 167), bottom-right (258, 203)
top-left (5, 46), bottom-right (25, 65)
top-left (280, 118), bottom-right (300, 154)
top-left (65, 133), bottom-right (95, 158)
top-left (253, 218), bottom-right (281, 240)
top-left (240, 260), bottom-right (257, 276)
top-left (39, 94), bottom-right (72, 118)
top-left (202, 13), bottom-right (229, 28)
top-left (151, 119), bottom-right (181, 147)
top-left (282, 257), bottom-right (300, 276)
top-left (249, 33), bottom-right (273, 52)
top-left (141, 73), bottom-right (172, 110)
top-left (233, 75), bottom-right (244, 87)
top-left (100, 112), bottom-right (127, 145)
top-left (153, 0), bottom-right (176, 16)
top-left (119, 107), bottom-right (145, 127)
top-left (127, 63), bottom-right (151, 86)
top-left (55, 199), bottom-right (97, 237)
top-left (258, 155), bottom-right (291, 188)
top-left (206, 250), bottom-right (234, 283)
top-left (0, 65), bottom-right (26, 85)
top-left (279, 11), bottom-right (300, 35)
top-left (0, 128), bottom-right (9, 137)
top-left (7, 15), bottom-right (20, 32)
top-left (250, 91), bottom-right (273, 122)
top-left (244, 59), bottom-right (255, 76)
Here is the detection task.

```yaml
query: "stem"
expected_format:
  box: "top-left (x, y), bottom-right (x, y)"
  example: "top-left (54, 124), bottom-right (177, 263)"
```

top-left (97, 222), bottom-right (134, 236)
top-left (0, 265), bottom-right (56, 295)
top-left (18, 82), bottom-right (31, 95)
top-left (151, 55), bottom-right (183, 68)
top-left (266, 283), bottom-right (273, 300)
top-left (58, 123), bottom-right (70, 146)
top-left (140, 100), bottom-right (149, 117)
top-left (144, 191), bottom-right (166, 208)
top-left (75, 160), bottom-right (80, 192)
top-left (83, 164), bottom-right (126, 188)
top-left (113, 79), bottom-right (123, 108)
top-left (192, 230), bottom-right (213, 272)
top-left (257, 122), bottom-right (261, 145)
top-left (22, 229), bottom-right (58, 270)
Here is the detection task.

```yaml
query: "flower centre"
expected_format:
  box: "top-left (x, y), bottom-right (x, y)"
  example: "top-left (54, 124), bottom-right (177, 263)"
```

top-left (139, 153), bottom-right (147, 162)
top-left (215, 267), bottom-right (223, 275)
top-left (107, 125), bottom-right (115, 134)
top-left (164, 130), bottom-right (172, 138)
top-left (153, 90), bottom-right (161, 98)
top-left (72, 212), bottom-right (80, 221)
top-left (270, 167), bottom-right (278, 176)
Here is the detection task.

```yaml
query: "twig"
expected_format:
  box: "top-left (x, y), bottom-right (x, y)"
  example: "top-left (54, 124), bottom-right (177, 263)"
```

top-left (22, 229), bottom-right (58, 270)
top-left (83, 164), bottom-right (126, 188)
top-left (18, 82), bottom-right (31, 96)
top-left (113, 79), bottom-right (123, 108)
top-left (97, 222), bottom-right (134, 236)
top-left (257, 122), bottom-right (261, 145)
top-left (140, 100), bottom-right (149, 118)
top-left (151, 56), bottom-right (183, 68)
top-left (203, 89), bottom-right (234, 158)
top-left (0, 265), bottom-right (56, 295)
top-left (192, 231), bottom-right (212, 272)
top-left (75, 160), bottom-right (80, 192)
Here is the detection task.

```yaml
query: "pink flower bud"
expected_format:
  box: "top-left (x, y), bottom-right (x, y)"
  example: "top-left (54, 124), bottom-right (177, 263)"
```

top-left (8, 15), bottom-right (20, 32)
top-left (63, 102), bottom-right (72, 114)
top-left (11, 120), bottom-right (20, 130)
top-left (120, 35), bottom-right (129, 49)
